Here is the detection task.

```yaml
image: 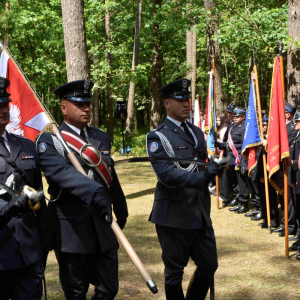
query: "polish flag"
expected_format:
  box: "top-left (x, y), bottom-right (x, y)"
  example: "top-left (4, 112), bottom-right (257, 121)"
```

top-left (0, 48), bottom-right (50, 141)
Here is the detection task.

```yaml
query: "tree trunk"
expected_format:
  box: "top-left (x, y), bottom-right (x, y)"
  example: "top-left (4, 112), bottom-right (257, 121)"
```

top-left (4, 3), bottom-right (9, 47)
top-left (204, 0), bottom-right (223, 111)
top-left (287, 0), bottom-right (300, 106)
top-left (60, 0), bottom-right (90, 81)
top-left (105, 0), bottom-right (113, 140)
top-left (150, 0), bottom-right (163, 130)
top-left (186, 1), bottom-right (197, 108)
top-left (94, 88), bottom-right (99, 128)
top-left (125, 0), bottom-right (143, 137)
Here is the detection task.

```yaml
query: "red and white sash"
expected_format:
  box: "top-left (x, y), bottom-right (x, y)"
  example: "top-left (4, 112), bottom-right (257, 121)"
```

top-left (228, 125), bottom-right (240, 166)
top-left (61, 130), bottom-right (113, 188)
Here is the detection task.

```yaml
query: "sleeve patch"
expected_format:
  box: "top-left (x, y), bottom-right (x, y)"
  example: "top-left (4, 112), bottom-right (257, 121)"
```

top-left (150, 142), bottom-right (158, 153)
top-left (38, 142), bottom-right (47, 153)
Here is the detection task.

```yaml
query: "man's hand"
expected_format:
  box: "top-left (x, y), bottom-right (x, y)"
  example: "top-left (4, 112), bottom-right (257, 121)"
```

top-left (92, 189), bottom-right (112, 224)
top-left (0, 194), bottom-right (30, 228)
top-left (204, 162), bottom-right (219, 184)
top-left (282, 157), bottom-right (293, 167)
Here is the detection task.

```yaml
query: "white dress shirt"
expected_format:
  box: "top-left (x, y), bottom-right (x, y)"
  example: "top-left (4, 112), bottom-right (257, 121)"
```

top-left (1, 131), bottom-right (10, 153)
top-left (65, 122), bottom-right (90, 143)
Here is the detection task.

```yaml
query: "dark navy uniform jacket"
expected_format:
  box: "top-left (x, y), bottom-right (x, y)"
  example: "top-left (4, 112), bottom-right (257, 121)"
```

top-left (146, 118), bottom-right (212, 229)
top-left (37, 122), bottom-right (128, 254)
top-left (290, 132), bottom-right (300, 193)
top-left (0, 132), bottom-right (52, 270)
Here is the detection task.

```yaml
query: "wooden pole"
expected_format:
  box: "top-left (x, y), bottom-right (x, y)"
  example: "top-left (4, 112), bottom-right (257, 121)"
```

top-left (278, 48), bottom-right (289, 257)
top-left (253, 65), bottom-right (272, 233)
top-left (212, 57), bottom-right (220, 210)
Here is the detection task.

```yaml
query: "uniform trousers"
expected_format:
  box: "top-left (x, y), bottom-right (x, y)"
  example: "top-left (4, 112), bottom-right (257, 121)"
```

top-left (227, 165), bottom-right (239, 200)
top-left (55, 246), bottom-right (118, 300)
top-left (0, 260), bottom-right (44, 300)
top-left (257, 181), bottom-right (280, 228)
top-left (236, 170), bottom-right (250, 203)
top-left (279, 186), bottom-right (296, 232)
top-left (155, 225), bottom-right (218, 286)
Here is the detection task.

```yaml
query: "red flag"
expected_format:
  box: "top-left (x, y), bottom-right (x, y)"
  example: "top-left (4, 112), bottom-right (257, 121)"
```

top-left (267, 57), bottom-right (289, 193)
top-left (0, 49), bottom-right (50, 141)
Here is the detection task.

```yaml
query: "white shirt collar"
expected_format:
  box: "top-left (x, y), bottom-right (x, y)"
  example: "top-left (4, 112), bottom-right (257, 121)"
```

top-left (65, 121), bottom-right (88, 137)
top-left (167, 116), bottom-right (185, 127)
top-left (286, 120), bottom-right (293, 125)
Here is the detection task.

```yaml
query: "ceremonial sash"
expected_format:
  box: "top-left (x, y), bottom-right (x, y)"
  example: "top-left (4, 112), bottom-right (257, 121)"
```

top-left (228, 125), bottom-right (240, 166)
top-left (61, 130), bottom-right (112, 188)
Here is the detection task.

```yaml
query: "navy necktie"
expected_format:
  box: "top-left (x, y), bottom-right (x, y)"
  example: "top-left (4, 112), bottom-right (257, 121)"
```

top-left (80, 130), bottom-right (88, 143)
top-left (181, 122), bottom-right (195, 145)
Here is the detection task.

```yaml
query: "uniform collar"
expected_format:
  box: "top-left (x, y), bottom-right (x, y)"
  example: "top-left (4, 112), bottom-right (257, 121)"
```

top-left (1, 130), bottom-right (8, 142)
top-left (64, 121), bottom-right (88, 137)
top-left (167, 116), bottom-right (184, 127)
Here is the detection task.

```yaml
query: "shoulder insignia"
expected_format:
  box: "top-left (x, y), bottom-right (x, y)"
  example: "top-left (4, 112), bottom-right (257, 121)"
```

top-left (150, 142), bottom-right (159, 153)
top-left (38, 142), bottom-right (47, 153)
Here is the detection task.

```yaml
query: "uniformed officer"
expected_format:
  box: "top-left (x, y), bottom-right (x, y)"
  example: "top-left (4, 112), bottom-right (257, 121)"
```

top-left (274, 102), bottom-right (297, 236)
top-left (147, 79), bottom-right (226, 300)
top-left (286, 112), bottom-right (300, 250)
top-left (219, 103), bottom-right (238, 206)
top-left (37, 80), bottom-right (128, 299)
top-left (0, 77), bottom-right (52, 299)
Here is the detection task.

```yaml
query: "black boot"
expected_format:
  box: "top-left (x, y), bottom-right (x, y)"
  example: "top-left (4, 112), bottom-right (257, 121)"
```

top-left (235, 203), bottom-right (249, 214)
top-left (165, 284), bottom-right (185, 300)
top-left (186, 273), bottom-right (212, 300)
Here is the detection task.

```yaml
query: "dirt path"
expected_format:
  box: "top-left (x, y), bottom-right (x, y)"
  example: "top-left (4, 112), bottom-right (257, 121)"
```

top-left (45, 162), bottom-right (300, 299)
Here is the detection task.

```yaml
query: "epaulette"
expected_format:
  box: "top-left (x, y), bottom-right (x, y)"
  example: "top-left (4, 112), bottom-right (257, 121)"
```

top-left (150, 124), bottom-right (164, 132)
top-left (10, 133), bottom-right (31, 141)
top-left (89, 126), bottom-right (107, 134)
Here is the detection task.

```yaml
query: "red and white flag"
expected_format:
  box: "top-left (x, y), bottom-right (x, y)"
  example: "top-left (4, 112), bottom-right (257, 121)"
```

top-left (0, 49), bottom-right (50, 141)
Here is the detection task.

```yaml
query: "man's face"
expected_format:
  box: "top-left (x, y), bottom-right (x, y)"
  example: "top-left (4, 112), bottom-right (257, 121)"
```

top-left (285, 112), bottom-right (291, 121)
top-left (61, 100), bottom-right (91, 129)
top-left (164, 98), bottom-right (190, 122)
top-left (0, 102), bottom-right (10, 129)
top-left (233, 114), bottom-right (245, 124)
top-left (263, 124), bottom-right (268, 133)
top-left (227, 111), bottom-right (233, 120)
top-left (295, 120), bottom-right (300, 131)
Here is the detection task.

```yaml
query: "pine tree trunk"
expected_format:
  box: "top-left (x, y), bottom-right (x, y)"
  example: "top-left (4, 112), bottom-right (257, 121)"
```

top-left (4, 3), bottom-right (9, 47)
top-left (150, 0), bottom-right (163, 130)
top-left (125, 0), bottom-right (143, 137)
top-left (94, 88), bottom-right (99, 128)
top-left (105, 0), bottom-right (113, 140)
top-left (287, 0), bottom-right (300, 106)
top-left (204, 0), bottom-right (223, 111)
top-left (61, 0), bottom-right (90, 81)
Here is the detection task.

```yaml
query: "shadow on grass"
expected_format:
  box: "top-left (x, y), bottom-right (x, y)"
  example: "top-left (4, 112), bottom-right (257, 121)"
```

top-left (126, 187), bottom-right (156, 199)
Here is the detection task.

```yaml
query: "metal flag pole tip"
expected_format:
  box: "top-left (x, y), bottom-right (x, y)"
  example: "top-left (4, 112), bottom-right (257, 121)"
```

top-left (147, 280), bottom-right (158, 294)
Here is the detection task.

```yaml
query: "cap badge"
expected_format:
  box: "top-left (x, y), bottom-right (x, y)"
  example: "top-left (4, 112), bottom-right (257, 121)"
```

top-left (84, 80), bottom-right (90, 94)
top-left (182, 79), bottom-right (188, 90)
top-left (0, 78), bottom-right (5, 89)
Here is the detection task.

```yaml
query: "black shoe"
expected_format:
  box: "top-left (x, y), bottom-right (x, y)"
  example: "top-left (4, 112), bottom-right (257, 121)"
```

top-left (227, 198), bottom-right (239, 207)
top-left (244, 208), bottom-right (259, 217)
top-left (251, 211), bottom-right (265, 221)
top-left (279, 230), bottom-right (296, 237)
top-left (236, 203), bottom-right (249, 214)
top-left (229, 204), bottom-right (241, 211)
top-left (289, 235), bottom-right (300, 241)
top-left (258, 222), bottom-right (268, 228)
top-left (272, 226), bottom-right (283, 233)
top-left (186, 273), bottom-right (212, 300)
top-left (165, 284), bottom-right (185, 300)
top-left (222, 199), bottom-right (231, 206)
top-left (290, 245), bottom-right (300, 251)
top-left (292, 240), bottom-right (300, 247)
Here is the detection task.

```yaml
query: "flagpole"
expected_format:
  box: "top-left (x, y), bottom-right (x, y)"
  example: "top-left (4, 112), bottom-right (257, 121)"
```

top-left (252, 48), bottom-right (272, 233)
top-left (278, 41), bottom-right (289, 258)
top-left (0, 42), bottom-right (158, 292)
top-left (212, 56), bottom-right (220, 210)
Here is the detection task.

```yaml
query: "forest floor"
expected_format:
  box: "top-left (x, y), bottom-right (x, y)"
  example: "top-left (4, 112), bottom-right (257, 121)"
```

top-left (44, 162), bottom-right (300, 300)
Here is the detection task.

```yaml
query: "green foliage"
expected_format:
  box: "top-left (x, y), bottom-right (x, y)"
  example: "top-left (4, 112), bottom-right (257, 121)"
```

top-left (0, 0), bottom-right (290, 127)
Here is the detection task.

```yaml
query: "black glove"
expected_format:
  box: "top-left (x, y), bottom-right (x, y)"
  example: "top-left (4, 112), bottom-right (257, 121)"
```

top-left (217, 156), bottom-right (230, 171)
top-left (92, 188), bottom-right (112, 224)
top-left (0, 194), bottom-right (29, 228)
top-left (117, 218), bottom-right (127, 230)
top-left (204, 162), bottom-right (219, 184)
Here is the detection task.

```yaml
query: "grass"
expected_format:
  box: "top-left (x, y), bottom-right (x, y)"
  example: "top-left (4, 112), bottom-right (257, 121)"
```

top-left (44, 162), bottom-right (300, 299)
